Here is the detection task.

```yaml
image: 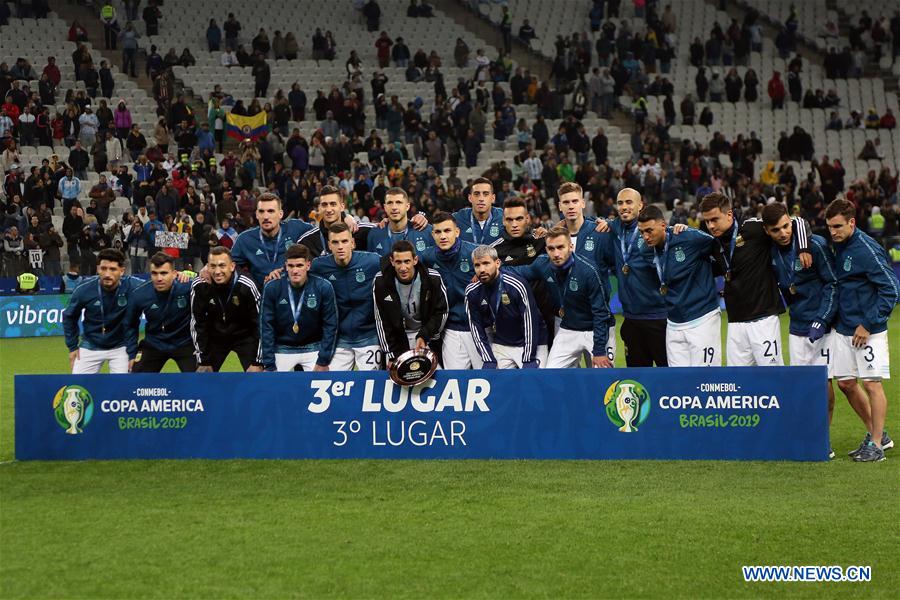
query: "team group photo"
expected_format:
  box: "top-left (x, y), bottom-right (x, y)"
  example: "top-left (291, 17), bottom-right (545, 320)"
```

top-left (2, 0), bottom-right (898, 597)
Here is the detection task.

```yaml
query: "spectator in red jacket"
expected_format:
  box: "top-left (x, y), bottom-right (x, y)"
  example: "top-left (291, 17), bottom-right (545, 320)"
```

top-left (768, 71), bottom-right (785, 110)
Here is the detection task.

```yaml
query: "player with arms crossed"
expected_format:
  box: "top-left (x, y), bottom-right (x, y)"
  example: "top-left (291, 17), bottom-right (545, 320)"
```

top-left (637, 206), bottom-right (721, 367)
top-left (419, 212), bottom-right (483, 369)
top-left (310, 223), bottom-right (382, 370)
top-left (229, 193), bottom-right (314, 290)
top-left (259, 244), bottom-right (338, 372)
top-left (367, 187), bottom-right (434, 257)
top-left (826, 199), bottom-right (899, 462)
top-left (190, 246), bottom-right (263, 372)
top-left (761, 203), bottom-right (843, 455)
top-left (126, 252), bottom-right (197, 372)
top-left (465, 245), bottom-right (548, 368)
top-left (372, 240), bottom-right (448, 368)
top-left (63, 248), bottom-right (141, 373)
top-left (700, 192), bottom-right (812, 366)
top-left (511, 225), bottom-right (612, 368)
top-left (556, 182), bottom-right (616, 363)
top-left (454, 177), bottom-right (505, 245)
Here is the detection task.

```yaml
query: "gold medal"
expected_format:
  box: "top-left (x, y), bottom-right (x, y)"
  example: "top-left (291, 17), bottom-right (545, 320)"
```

top-left (622, 264), bottom-right (630, 275)
top-left (558, 308), bottom-right (565, 317)
top-left (292, 323), bottom-right (299, 334)
top-left (659, 284), bottom-right (668, 295)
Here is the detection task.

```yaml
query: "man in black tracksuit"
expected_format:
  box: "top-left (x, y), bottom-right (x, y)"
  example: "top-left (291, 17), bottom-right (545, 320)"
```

top-left (489, 198), bottom-right (556, 344)
top-left (372, 240), bottom-right (449, 368)
top-left (190, 246), bottom-right (263, 371)
top-left (699, 193), bottom-right (811, 366)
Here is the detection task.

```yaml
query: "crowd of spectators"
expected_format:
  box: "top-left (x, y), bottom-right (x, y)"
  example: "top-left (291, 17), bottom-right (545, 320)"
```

top-left (0, 0), bottom-right (898, 284)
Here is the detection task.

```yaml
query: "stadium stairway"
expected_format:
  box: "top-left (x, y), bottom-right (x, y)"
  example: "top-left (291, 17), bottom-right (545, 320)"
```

top-left (48, 0), bottom-right (240, 154)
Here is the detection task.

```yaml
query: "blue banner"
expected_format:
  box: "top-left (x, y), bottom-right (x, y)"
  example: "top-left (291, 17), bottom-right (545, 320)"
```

top-left (1, 294), bottom-right (69, 338)
top-left (15, 367), bottom-right (829, 461)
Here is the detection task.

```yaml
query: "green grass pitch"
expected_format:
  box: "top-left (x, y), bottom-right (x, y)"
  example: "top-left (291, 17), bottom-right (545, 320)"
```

top-left (1, 315), bottom-right (898, 598)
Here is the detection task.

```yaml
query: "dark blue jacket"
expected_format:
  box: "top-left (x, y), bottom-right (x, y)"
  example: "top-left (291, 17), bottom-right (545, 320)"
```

top-left (605, 218), bottom-right (667, 319)
top-left (231, 219), bottom-right (314, 290)
top-left (420, 240), bottom-right (480, 331)
top-left (259, 275), bottom-right (338, 369)
top-left (126, 279), bottom-right (193, 352)
top-left (465, 269), bottom-right (545, 367)
top-left (832, 229), bottom-right (899, 335)
top-left (511, 254), bottom-right (610, 356)
top-left (310, 251), bottom-right (381, 346)
top-left (454, 207), bottom-right (504, 245)
top-left (574, 217), bottom-right (615, 324)
top-left (771, 233), bottom-right (837, 335)
top-left (63, 276), bottom-right (142, 357)
top-left (366, 223), bottom-right (434, 257)
top-left (644, 227), bottom-right (719, 324)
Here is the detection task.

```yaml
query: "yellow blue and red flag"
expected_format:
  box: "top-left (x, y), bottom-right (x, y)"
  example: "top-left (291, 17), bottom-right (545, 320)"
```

top-left (225, 111), bottom-right (268, 141)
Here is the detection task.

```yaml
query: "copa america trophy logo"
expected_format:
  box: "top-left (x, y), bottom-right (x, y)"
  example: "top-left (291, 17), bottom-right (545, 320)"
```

top-left (52, 385), bottom-right (94, 434)
top-left (390, 348), bottom-right (439, 386)
top-left (603, 380), bottom-right (651, 433)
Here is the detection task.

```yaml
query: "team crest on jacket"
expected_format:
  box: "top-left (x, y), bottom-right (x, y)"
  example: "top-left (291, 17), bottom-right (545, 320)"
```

top-left (585, 238), bottom-right (595, 251)
top-left (501, 292), bottom-right (510, 305)
top-left (416, 239), bottom-right (426, 251)
top-left (176, 296), bottom-right (187, 308)
top-left (569, 278), bottom-right (579, 291)
top-left (307, 295), bottom-right (317, 308)
top-left (674, 247), bottom-right (685, 262)
top-left (735, 235), bottom-right (745, 247)
top-left (117, 295), bottom-right (128, 306)
top-left (460, 261), bottom-right (470, 273)
top-left (232, 296), bottom-right (240, 306)
top-left (526, 244), bottom-right (536, 257)
top-left (794, 259), bottom-right (803, 271)
top-left (355, 271), bottom-right (366, 283)
top-left (490, 224), bottom-right (499, 237)
top-left (843, 256), bottom-right (852, 271)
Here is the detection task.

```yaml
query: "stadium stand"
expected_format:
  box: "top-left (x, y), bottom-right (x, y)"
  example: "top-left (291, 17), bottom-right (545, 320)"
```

top-left (0, 0), bottom-right (897, 285)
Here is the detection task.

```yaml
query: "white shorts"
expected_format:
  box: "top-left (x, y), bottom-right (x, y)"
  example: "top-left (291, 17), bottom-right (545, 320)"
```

top-left (274, 351), bottom-right (319, 372)
top-left (72, 347), bottom-right (130, 374)
top-left (726, 315), bottom-right (784, 366)
top-left (789, 332), bottom-right (833, 378)
top-left (493, 343), bottom-right (550, 369)
top-left (546, 327), bottom-right (596, 368)
top-left (442, 328), bottom-right (483, 370)
top-left (330, 345), bottom-right (381, 371)
top-left (833, 331), bottom-right (891, 380)
top-left (666, 310), bottom-right (721, 367)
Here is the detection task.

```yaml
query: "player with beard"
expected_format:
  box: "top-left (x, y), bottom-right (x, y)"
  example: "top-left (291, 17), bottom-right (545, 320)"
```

top-left (190, 246), bottom-right (263, 372)
top-left (637, 206), bottom-right (721, 367)
top-left (556, 181), bottom-right (616, 364)
top-left (465, 245), bottom-right (548, 368)
top-left (63, 248), bottom-right (142, 373)
top-left (490, 198), bottom-right (556, 343)
top-left (367, 187), bottom-right (434, 257)
top-left (510, 226), bottom-right (612, 368)
top-left (127, 252), bottom-right (198, 372)
top-left (372, 240), bottom-right (448, 368)
top-left (229, 193), bottom-right (314, 290)
top-left (699, 192), bottom-right (811, 366)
